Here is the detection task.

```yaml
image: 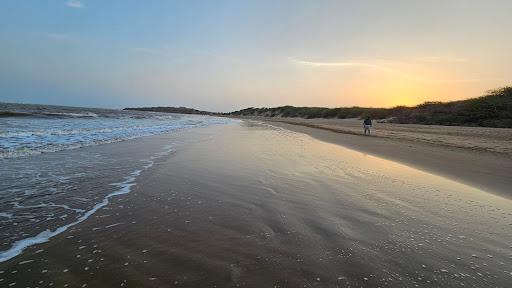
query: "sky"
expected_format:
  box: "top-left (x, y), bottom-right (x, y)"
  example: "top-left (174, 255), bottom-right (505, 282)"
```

top-left (0, 0), bottom-right (511, 112)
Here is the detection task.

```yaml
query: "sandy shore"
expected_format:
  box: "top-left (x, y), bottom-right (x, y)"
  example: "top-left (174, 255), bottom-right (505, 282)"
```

top-left (0, 122), bottom-right (511, 287)
top-left (257, 117), bottom-right (512, 155)
top-left (244, 117), bottom-right (512, 199)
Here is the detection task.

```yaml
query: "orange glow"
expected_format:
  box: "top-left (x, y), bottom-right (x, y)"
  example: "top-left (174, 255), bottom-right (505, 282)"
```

top-left (292, 58), bottom-right (506, 108)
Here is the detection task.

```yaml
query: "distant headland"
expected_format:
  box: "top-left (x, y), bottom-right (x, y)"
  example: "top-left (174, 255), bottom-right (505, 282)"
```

top-left (123, 106), bottom-right (218, 116)
top-left (125, 86), bottom-right (512, 128)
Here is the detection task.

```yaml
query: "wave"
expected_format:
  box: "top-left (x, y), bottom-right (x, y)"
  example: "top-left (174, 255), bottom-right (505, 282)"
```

top-left (0, 102), bottom-right (196, 120)
top-left (0, 111), bottom-right (32, 117)
top-left (0, 146), bottom-right (175, 262)
top-left (0, 111), bottom-right (99, 118)
top-left (40, 112), bottom-right (99, 118)
top-left (0, 115), bottom-right (233, 159)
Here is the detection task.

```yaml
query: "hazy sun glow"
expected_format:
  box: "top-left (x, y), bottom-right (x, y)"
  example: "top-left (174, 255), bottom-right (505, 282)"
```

top-left (0, 1), bottom-right (511, 111)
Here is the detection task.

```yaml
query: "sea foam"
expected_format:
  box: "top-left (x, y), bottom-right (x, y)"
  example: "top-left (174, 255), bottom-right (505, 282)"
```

top-left (0, 107), bottom-right (231, 159)
top-left (0, 146), bottom-right (172, 262)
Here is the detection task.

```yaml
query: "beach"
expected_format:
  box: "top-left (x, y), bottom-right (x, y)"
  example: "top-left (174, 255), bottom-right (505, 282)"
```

top-left (257, 118), bottom-right (512, 155)
top-left (1, 120), bottom-right (511, 287)
top-left (250, 117), bottom-right (512, 199)
top-left (2, 1), bottom-right (511, 287)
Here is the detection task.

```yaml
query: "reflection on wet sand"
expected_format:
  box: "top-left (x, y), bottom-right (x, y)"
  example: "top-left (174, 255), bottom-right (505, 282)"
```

top-left (0, 121), bottom-right (511, 287)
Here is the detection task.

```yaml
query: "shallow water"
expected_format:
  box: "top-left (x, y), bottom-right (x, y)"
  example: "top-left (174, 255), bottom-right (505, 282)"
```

top-left (0, 103), bottom-right (229, 159)
top-left (0, 105), bottom-right (233, 261)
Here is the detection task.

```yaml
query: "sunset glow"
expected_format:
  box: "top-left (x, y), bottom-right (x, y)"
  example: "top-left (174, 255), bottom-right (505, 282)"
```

top-left (1, 1), bottom-right (511, 111)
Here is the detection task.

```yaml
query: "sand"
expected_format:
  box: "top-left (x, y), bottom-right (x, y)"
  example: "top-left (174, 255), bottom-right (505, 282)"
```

top-left (0, 121), bottom-right (511, 287)
top-left (248, 117), bottom-right (512, 199)
top-left (259, 117), bottom-right (512, 155)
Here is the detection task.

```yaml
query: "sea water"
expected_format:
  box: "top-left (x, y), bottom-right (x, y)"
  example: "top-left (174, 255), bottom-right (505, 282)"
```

top-left (0, 103), bottom-right (232, 261)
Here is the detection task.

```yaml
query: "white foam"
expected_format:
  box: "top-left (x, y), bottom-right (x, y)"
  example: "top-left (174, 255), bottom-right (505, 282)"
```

top-left (44, 112), bottom-right (99, 118)
top-left (13, 202), bottom-right (85, 213)
top-left (0, 147), bottom-right (167, 263)
top-left (104, 223), bottom-right (123, 229)
top-left (0, 213), bottom-right (13, 219)
top-left (1, 115), bottom-right (233, 159)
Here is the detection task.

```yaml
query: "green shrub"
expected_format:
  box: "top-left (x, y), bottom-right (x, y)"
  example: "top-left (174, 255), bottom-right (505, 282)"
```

top-left (229, 86), bottom-right (512, 127)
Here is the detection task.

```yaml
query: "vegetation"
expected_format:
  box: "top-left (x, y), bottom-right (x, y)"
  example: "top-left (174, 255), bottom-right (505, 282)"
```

top-left (123, 106), bottom-right (217, 115)
top-left (229, 86), bottom-right (512, 127)
top-left (230, 106), bottom-right (391, 119)
top-left (0, 111), bottom-right (32, 117)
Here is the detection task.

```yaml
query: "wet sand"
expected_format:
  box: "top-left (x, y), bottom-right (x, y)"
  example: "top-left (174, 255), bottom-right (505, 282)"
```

top-left (1, 121), bottom-right (511, 287)
top-left (255, 117), bottom-right (512, 155)
top-left (255, 118), bottom-right (512, 199)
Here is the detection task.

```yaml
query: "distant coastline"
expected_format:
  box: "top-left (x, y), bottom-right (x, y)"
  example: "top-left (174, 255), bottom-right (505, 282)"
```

top-left (3, 86), bottom-right (510, 128)
top-left (123, 106), bottom-right (218, 116)
top-left (124, 86), bottom-right (512, 128)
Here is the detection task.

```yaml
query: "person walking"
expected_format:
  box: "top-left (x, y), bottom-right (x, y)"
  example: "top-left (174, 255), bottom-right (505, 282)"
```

top-left (363, 117), bottom-right (372, 135)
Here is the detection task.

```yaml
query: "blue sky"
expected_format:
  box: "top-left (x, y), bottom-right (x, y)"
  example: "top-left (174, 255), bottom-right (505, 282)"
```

top-left (1, 0), bottom-right (511, 111)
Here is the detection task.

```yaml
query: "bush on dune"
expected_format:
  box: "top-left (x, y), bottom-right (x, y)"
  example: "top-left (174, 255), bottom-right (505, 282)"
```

top-left (229, 86), bottom-right (512, 128)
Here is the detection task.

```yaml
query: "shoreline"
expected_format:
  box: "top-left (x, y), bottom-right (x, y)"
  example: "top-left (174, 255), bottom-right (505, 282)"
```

top-left (230, 116), bottom-right (512, 155)
top-left (254, 118), bottom-right (512, 199)
top-left (1, 123), bottom-right (510, 287)
top-left (0, 135), bottom-right (179, 263)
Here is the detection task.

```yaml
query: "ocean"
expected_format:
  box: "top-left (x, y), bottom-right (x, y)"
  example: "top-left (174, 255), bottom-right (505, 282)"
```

top-left (0, 103), bottom-right (232, 261)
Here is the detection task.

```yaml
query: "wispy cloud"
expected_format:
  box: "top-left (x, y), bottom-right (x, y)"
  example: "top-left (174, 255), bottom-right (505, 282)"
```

top-left (65, 0), bottom-right (83, 9)
top-left (46, 33), bottom-right (72, 41)
top-left (289, 57), bottom-right (480, 83)
top-left (133, 47), bottom-right (167, 56)
top-left (289, 58), bottom-right (380, 69)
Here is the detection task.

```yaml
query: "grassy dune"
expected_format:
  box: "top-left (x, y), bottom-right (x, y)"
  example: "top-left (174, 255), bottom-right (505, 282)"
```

top-left (230, 86), bottom-right (512, 128)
